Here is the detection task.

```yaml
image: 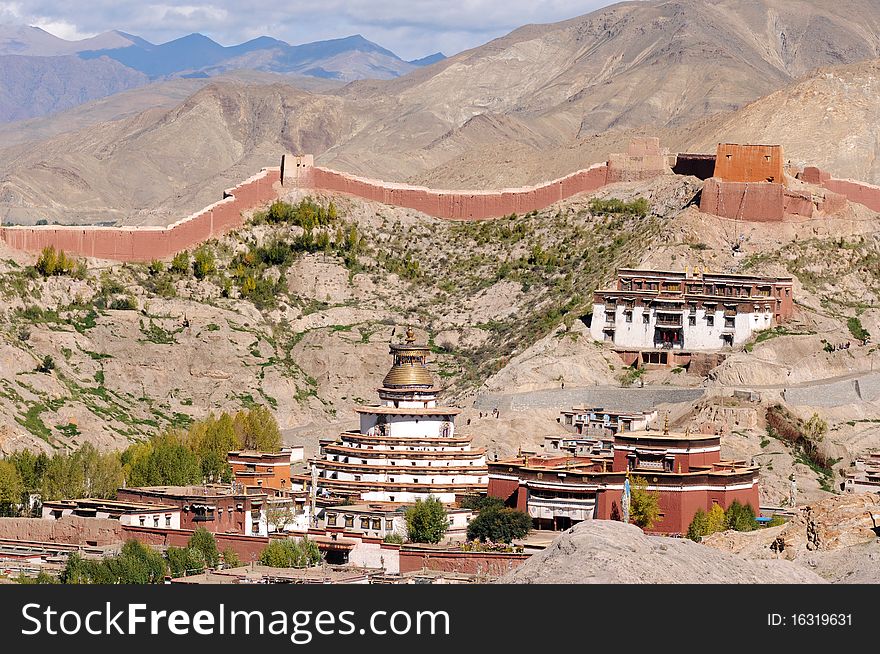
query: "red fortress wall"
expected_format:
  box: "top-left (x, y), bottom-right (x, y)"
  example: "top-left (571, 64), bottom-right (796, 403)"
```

top-left (305, 162), bottom-right (610, 220)
top-left (0, 140), bottom-right (670, 262)
top-left (0, 167), bottom-right (282, 263)
top-left (800, 166), bottom-right (880, 213)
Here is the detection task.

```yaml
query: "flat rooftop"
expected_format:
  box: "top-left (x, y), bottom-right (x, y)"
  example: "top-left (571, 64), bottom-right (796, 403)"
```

top-left (172, 565), bottom-right (374, 584)
top-left (122, 484), bottom-right (266, 498)
top-left (616, 429), bottom-right (719, 442)
top-left (43, 498), bottom-right (178, 512)
top-left (354, 405), bottom-right (461, 416)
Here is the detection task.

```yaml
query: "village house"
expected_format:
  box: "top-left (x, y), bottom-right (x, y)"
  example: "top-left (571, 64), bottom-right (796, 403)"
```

top-left (41, 498), bottom-right (182, 530)
top-left (116, 484), bottom-right (273, 536)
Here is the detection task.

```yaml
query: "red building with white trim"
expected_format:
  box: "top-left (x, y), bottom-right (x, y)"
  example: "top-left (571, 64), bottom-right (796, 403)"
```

top-left (489, 426), bottom-right (759, 535)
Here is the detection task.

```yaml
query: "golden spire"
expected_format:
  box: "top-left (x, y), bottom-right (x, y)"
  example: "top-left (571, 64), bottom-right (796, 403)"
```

top-left (382, 325), bottom-right (434, 388)
top-left (663, 412), bottom-right (670, 435)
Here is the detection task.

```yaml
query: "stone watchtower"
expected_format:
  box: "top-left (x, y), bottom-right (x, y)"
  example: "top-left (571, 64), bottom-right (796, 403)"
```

top-left (280, 154), bottom-right (315, 187)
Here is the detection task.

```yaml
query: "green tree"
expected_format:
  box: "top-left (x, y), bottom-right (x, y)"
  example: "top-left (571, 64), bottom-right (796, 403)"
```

top-left (187, 527), bottom-right (220, 568)
top-left (0, 460), bottom-right (24, 516)
top-left (62, 540), bottom-right (167, 584)
top-left (41, 443), bottom-right (123, 501)
top-left (383, 532), bottom-right (404, 544)
top-left (36, 355), bottom-right (55, 373)
top-left (629, 476), bottom-right (660, 530)
top-left (466, 507), bottom-right (531, 543)
top-left (221, 548), bottom-right (242, 568)
top-left (725, 500), bottom-right (757, 532)
top-left (687, 509), bottom-right (710, 542)
top-left (193, 247), bottom-right (216, 280)
top-left (266, 503), bottom-right (295, 534)
top-left (166, 546), bottom-right (205, 577)
top-left (170, 250), bottom-right (190, 275)
top-left (706, 504), bottom-right (727, 534)
top-left (404, 496), bottom-right (448, 544)
top-left (187, 413), bottom-right (240, 482)
top-left (8, 449), bottom-right (47, 514)
top-left (259, 538), bottom-right (322, 567)
top-left (17, 570), bottom-right (60, 584)
top-left (233, 405), bottom-right (282, 451)
top-left (803, 413), bottom-right (828, 443)
top-left (122, 431), bottom-right (201, 487)
top-left (34, 246), bottom-right (78, 277)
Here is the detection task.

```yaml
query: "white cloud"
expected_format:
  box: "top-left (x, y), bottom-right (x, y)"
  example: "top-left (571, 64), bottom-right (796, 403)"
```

top-left (2, 1), bottom-right (616, 58)
top-left (32, 20), bottom-right (96, 41)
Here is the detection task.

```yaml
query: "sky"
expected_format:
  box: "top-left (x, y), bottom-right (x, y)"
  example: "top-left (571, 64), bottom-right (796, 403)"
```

top-left (0, 1), bottom-right (619, 60)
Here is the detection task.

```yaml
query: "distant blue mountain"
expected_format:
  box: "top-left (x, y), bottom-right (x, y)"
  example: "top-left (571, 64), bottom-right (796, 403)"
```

top-left (78, 32), bottom-right (442, 81)
top-left (408, 52), bottom-right (446, 67)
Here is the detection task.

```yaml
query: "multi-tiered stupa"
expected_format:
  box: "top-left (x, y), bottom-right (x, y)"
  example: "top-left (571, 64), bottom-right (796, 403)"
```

top-left (312, 327), bottom-right (488, 503)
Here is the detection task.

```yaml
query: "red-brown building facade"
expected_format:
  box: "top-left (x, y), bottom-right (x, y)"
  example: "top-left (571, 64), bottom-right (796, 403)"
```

top-left (489, 428), bottom-right (759, 535)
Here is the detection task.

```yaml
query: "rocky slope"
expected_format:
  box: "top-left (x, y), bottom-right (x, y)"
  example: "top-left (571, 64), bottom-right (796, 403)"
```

top-left (498, 520), bottom-right (825, 583)
top-left (702, 493), bottom-right (880, 582)
top-left (0, 82), bottom-right (357, 226)
top-left (686, 58), bottom-right (880, 183)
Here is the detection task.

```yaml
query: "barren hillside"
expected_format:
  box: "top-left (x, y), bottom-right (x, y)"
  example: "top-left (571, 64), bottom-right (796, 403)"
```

top-left (0, 82), bottom-right (359, 226)
top-left (685, 58), bottom-right (880, 183)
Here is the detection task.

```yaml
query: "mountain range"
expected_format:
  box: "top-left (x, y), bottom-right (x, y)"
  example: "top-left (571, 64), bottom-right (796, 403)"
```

top-left (0, 24), bottom-right (444, 123)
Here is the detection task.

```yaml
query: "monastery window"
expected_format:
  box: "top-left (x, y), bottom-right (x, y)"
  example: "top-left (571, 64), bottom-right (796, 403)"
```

top-left (166, 515), bottom-right (172, 527)
top-left (354, 475), bottom-right (361, 482)
top-left (389, 496), bottom-right (395, 502)
top-left (724, 317), bottom-right (735, 328)
top-left (153, 516), bottom-right (160, 527)
top-left (642, 313), bottom-right (650, 324)
top-left (625, 311), bottom-right (633, 323)
top-left (344, 515), bottom-right (354, 528)
top-left (360, 518), bottom-right (370, 530)
top-left (706, 315), bottom-right (714, 326)
top-left (688, 316), bottom-right (696, 326)
top-left (386, 520), bottom-right (395, 531)
top-left (326, 513), bottom-right (337, 526)
top-left (372, 518), bottom-right (381, 530)
top-left (139, 516), bottom-right (145, 526)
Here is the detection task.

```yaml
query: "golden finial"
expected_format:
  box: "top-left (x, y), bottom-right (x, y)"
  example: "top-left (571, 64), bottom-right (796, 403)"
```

top-left (663, 412), bottom-right (670, 435)
top-left (405, 326), bottom-right (415, 344)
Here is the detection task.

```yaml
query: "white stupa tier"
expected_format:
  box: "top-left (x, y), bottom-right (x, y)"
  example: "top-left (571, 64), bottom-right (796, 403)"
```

top-left (312, 327), bottom-right (488, 503)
